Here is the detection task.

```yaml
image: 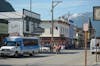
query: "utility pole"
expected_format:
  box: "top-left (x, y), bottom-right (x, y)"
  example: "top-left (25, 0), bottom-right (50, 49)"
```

top-left (51, 0), bottom-right (62, 52)
top-left (30, 0), bottom-right (32, 12)
top-left (83, 23), bottom-right (89, 66)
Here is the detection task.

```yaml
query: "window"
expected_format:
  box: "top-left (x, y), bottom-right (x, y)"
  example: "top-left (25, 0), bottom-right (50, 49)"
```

top-left (50, 27), bottom-right (52, 34)
top-left (25, 16), bottom-right (30, 31)
top-left (60, 27), bottom-right (63, 33)
top-left (23, 39), bottom-right (38, 46)
top-left (6, 41), bottom-right (20, 46)
top-left (34, 23), bottom-right (38, 28)
top-left (26, 21), bottom-right (29, 31)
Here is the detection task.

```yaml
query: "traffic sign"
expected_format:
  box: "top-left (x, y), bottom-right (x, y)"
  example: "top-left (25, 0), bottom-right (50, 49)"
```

top-left (83, 23), bottom-right (89, 31)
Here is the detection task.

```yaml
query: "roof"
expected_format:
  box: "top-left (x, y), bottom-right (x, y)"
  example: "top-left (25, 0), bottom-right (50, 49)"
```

top-left (42, 20), bottom-right (70, 25)
top-left (0, 11), bottom-right (40, 20)
top-left (0, 0), bottom-right (15, 12)
top-left (0, 12), bottom-right (22, 19)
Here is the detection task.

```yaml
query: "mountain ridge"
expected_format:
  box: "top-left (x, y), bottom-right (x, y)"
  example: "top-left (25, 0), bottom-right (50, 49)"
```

top-left (72, 12), bottom-right (100, 37)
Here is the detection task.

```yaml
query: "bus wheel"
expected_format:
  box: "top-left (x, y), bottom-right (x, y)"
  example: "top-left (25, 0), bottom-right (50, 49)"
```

top-left (29, 51), bottom-right (34, 56)
top-left (14, 51), bottom-right (19, 57)
top-left (29, 53), bottom-right (33, 56)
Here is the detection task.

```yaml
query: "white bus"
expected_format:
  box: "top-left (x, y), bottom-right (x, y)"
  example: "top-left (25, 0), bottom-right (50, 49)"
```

top-left (0, 36), bottom-right (40, 57)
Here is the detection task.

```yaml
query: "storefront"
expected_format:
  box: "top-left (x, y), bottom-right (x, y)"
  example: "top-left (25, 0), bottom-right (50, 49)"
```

top-left (40, 37), bottom-right (69, 47)
top-left (0, 19), bottom-right (9, 47)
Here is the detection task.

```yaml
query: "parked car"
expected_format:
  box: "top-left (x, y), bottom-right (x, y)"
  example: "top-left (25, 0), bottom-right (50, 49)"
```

top-left (39, 46), bottom-right (50, 52)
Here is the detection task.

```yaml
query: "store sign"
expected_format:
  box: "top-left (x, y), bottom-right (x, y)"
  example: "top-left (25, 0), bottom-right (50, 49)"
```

top-left (23, 9), bottom-right (40, 19)
top-left (93, 6), bottom-right (100, 21)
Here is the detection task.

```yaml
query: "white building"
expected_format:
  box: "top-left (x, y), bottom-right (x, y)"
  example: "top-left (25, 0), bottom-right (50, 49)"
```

top-left (40, 20), bottom-right (70, 46)
top-left (0, 9), bottom-right (44, 36)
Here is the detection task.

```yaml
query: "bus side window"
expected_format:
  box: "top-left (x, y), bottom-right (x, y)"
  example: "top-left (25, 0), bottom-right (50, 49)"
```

top-left (17, 43), bottom-right (20, 46)
top-left (3, 42), bottom-right (7, 46)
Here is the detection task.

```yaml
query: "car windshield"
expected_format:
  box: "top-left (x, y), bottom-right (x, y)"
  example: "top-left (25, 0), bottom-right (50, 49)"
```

top-left (6, 41), bottom-right (19, 46)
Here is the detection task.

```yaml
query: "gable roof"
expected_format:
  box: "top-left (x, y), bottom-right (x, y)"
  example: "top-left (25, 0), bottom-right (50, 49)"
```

top-left (0, 0), bottom-right (15, 12)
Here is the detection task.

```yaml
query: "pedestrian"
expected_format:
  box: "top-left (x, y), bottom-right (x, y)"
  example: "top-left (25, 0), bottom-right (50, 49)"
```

top-left (50, 45), bottom-right (53, 53)
top-left (57, 44), bottom-right (61, 54)
top-left (54, 44), bottom-right (61, 54)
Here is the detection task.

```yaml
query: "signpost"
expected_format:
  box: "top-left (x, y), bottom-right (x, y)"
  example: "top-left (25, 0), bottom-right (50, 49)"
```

top-left (83, 23), bottom-right (89, 66)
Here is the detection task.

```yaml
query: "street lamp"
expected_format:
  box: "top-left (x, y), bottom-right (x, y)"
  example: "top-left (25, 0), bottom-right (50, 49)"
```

top-left (51, 0), bottom-right (62, 52)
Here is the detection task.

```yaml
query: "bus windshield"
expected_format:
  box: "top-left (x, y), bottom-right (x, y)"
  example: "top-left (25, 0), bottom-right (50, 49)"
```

top-left (6, 41), bottom-right (20, 46)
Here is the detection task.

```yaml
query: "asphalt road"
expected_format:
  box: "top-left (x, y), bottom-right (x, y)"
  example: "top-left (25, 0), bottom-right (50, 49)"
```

top-left (0, 50), bottom-right (100, 66)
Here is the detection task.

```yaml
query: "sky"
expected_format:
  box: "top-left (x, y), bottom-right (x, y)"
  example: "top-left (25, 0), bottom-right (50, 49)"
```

top-left (7, 0), bottom-right (100, 20)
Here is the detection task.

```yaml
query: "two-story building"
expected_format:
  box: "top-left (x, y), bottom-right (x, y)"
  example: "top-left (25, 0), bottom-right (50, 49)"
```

top-left (0, 9), bottom-right (44, 37)
top-left (40, 20), bottom-right (70, 47)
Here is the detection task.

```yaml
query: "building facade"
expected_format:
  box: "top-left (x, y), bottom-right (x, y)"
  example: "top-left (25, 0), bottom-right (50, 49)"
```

top-left (40, 20), bottom-right (70, 47)
top-left (86, 18), bottom-right (95, 47)
top-left (69, 22), bottom-right (76, 48)
top-left (0, 0), bottom-right (15, 47)
top-left (0, 9), bottom-right (44, 37)
top-left (75, 27), bottom-right (84, 48)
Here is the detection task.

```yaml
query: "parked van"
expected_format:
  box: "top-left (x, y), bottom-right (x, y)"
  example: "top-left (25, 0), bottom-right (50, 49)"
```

top-left (0, 36), bottom-right (40, 57)
top-left (90, 38), bottom-right (100, 54)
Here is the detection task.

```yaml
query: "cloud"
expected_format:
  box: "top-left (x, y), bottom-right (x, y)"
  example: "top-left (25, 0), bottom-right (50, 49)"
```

top-left (69, 13), bottom-right (81, 19)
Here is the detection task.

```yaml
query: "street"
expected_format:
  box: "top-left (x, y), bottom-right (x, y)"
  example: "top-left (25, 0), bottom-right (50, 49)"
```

top-left (0, 50), bottom-right (100, 66)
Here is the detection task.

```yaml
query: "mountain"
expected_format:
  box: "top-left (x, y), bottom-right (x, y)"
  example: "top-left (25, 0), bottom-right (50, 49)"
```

top-left (0, 0), bottom-right (15, 12)
top-left (71, 12), bottom-right (100, 37)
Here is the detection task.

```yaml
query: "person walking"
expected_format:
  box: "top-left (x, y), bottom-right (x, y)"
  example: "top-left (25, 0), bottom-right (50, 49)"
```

top-left (54, 44), bottom-right (61, 54)
top-left (58, 44), bottom-right (61, 54)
